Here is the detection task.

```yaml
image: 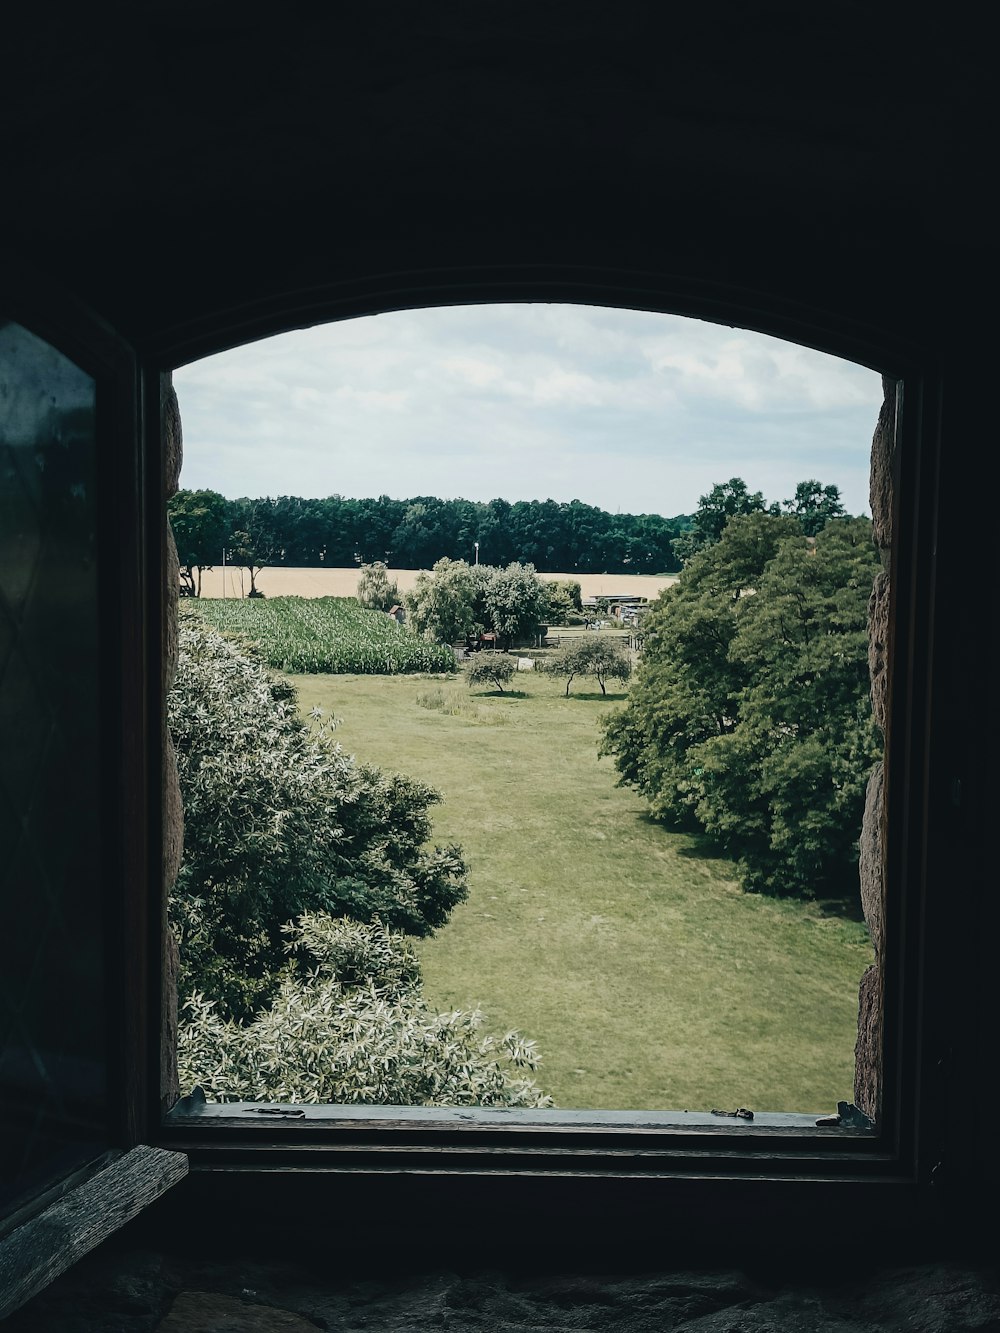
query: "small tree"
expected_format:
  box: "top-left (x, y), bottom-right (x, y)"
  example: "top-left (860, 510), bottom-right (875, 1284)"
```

top-left (545, 637), bottom-right (632, 697)
top-left (466, 654), bottom-right (516, 695)
top-left (356, 561), bottom-right (400, 612)
top-left (228, 528), bottom-right (268, 597)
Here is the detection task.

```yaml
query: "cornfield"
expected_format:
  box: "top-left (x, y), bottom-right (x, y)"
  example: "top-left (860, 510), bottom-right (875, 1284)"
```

top-left (191, 596), bottom-right (457, 674)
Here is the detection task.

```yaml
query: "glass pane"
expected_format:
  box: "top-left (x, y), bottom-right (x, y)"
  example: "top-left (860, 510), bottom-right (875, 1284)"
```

top-left (0, 320), bottom-right (107, 1219)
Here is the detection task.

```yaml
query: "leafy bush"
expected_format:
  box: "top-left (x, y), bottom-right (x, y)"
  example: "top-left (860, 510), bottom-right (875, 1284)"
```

top-left (178, 914), bottom-right (553, 1108)
top-left (193, 596), bottom-right (456, 674)
top-left (466, 654), bottom-right (516, 694)
top-left (169, 611), bottom-right (468, 1019)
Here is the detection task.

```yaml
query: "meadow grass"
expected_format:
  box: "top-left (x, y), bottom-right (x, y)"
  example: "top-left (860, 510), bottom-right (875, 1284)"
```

top-left (290, 669), bottom-right (872, 1113)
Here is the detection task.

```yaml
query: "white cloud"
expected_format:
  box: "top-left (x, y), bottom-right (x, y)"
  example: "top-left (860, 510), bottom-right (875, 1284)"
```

top-left (173, 304), bottom-right (883, 516)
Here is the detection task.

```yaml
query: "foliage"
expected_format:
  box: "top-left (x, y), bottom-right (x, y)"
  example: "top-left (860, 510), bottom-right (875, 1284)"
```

top-left (477, 562), bottom-right (550, 649)
top-left (192, 596), bottom-right (456, 674)
top-left (545, 578), bottom-right (583, 623)
top-left (670, 477), bottom-right (772, 565)
top-left (601, 514), bottom-right (880, 899)
top-left (226, 497), bottom-right (280, 595)
top-left (466, 654), bottom-right (516, 694)
top-left (356, 561), bottom-right (400, 612)
top-left (177, 915), bottom-right (553, 1108)
top-left (168, 611), bottom-right (468, 1019)
top-left (542, 636), bottom-right (631, 696)
top-left (168, 488), bottom-right (228, 597)
top-left (781, 479), bottom-right (847, 536)
top-left (193, 492), bottom-right (688, 574)
top-left (404, 557), bottom-right (477, 643)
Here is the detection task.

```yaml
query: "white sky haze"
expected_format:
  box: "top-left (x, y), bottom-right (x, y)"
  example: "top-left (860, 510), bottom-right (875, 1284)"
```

top-left (173, 304), bottom-right (883, 519)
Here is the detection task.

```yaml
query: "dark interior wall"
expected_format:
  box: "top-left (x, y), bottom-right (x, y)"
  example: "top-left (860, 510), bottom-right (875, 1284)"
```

top-left (0, 6), bottom-right (978, 357)
top-left (2, 3), bottom-right (997, 1260)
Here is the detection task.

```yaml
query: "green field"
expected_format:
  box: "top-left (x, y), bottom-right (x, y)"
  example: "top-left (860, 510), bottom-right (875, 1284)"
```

top-left (193, 596), bottom-right (457, 674)
top-left (291, 668), bottom-right (872, 1113)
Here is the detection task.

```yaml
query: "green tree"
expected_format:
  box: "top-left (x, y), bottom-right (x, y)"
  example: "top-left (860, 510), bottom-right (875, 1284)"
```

top-left (545, 578), bottom-right (583, 624)
top-left (356, 561), bottom-right (400, 612)
top-left (670, 478), bottom-right (770, 564)
top-left (404, 557), bottom-right (477, 643)
top-left (781, 479), bottom-right (848, 535)
top-left (690, 516), bottom-right (880, 896)
top-left (601, 513), bottom-right (877, 899)
top-left (168, 611), bottom-right (468, 1019)
top-left (544, 637), bottom-right (632, 697)
top-left (466, 653), bottom-right (516, 694)
top-left (479, 562), bottom-right (550, 650)
top-left (227, 528), bottom-right (268, 597)
top-left (168, 488), bottom-right (229, 597)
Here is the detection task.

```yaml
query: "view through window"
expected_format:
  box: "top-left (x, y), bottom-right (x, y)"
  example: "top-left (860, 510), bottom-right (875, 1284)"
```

top-left (169, 304), bottom-right (884, 1118)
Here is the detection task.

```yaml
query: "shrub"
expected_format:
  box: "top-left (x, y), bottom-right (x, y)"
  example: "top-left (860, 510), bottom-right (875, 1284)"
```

top-left (178, 915), bottom-right (553, 1108)
top-left (169, 611), bottom-right (468, 1019)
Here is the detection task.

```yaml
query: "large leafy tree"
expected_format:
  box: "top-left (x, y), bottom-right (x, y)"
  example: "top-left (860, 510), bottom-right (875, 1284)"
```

top-left (168, 611), bottom-right (468, 1019)
top-left (670, 477), bottom-right (771, 565)
top-left (601, 514), bottom-right (879, 899)
top-left (781, 479), bottom-right (847, 536)
top-left (404, 556), bottom-right (477, 643)
top-left (478, 561), bottom-right (551, 650)
top-left (168, 488), bottom-right (229, 597)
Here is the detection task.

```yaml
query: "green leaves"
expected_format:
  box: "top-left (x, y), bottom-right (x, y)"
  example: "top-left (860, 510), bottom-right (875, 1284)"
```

top-left (177, 915), bottom-right (553, 1108)
top-left (542, 636), bottom-right (631, 697)
top-left (466, 654), bottom-right (516, 694)
top-left (169, 612), bottom-right (468, 1019)
top-left (601, 515), bottom-right (880, 899)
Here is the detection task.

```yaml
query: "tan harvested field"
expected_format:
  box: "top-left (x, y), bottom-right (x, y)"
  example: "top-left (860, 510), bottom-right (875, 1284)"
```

top-left (201, 566), bottom-right (679, 601)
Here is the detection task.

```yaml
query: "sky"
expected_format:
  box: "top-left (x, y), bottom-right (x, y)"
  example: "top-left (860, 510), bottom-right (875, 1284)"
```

top-left (172, 304), bottom-right (883, 519)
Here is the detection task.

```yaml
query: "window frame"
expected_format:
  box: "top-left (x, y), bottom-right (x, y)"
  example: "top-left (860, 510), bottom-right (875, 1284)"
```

top-left (146, 267), bottom-right (940, 1206)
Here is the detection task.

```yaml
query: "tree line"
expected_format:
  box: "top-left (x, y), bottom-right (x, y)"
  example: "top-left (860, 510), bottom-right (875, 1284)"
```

top-left (169, 479), bottom-right (851, 596)
top-left (168, 490), bottom-right (692, 594)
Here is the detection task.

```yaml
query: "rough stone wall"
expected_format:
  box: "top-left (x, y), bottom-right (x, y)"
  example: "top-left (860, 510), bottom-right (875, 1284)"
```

top-left (160, 382), bottom-right (183, 1111)
top-left (8, 1243), bottom-right (1000, 1332)
top-left (854, 375), bottom-right (897, 1121)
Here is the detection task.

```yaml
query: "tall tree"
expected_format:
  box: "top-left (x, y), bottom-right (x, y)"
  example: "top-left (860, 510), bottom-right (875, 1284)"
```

top-left (781, 479), bottom-right (848, 535)
top-left (168, 488), bottom-right (229, 597)
top-left (601, 513), bottom-right (877, 900)
top-left (670, 477), bottom-right (770, 565)
top-left (479, 562), bottom-right (551, 650)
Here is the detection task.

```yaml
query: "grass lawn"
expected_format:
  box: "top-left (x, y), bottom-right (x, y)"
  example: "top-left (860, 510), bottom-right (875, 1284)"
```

top-left (290, 669), bottom-right (873, 1113)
